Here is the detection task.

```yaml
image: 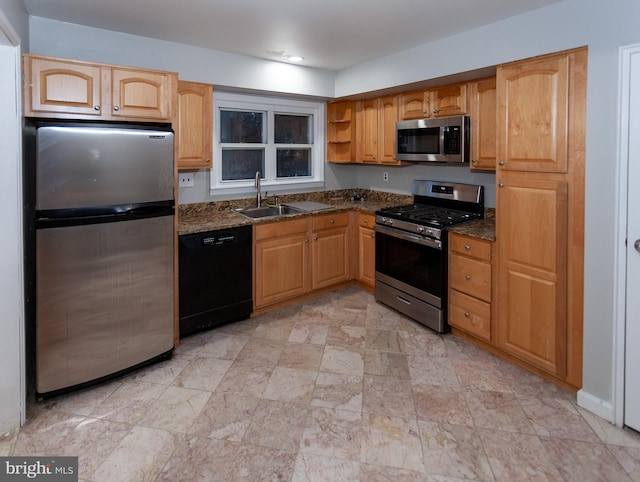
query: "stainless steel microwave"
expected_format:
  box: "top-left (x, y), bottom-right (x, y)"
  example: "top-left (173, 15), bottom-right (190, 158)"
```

top-left (396, 115), bottom-right (470, 163)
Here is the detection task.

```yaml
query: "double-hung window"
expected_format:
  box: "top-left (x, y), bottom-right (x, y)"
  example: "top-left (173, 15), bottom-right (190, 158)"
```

top-left (211, 92), bottom-right (325, 195)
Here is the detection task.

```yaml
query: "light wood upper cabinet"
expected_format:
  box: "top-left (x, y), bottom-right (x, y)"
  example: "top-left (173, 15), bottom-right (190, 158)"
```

top-left (25, 56), bottom-right (103, 117)
top-left (497, 54), bottom-right (570, 173)
top-left (24, 54), bottom-right (177, 122)
top-left (176, 81), bottom-right (213, 170)
top-left (398, 83), bottom-right (467, 120)
top-left (108, 68), bottom-right (174, 120)
top-left (357, 99), bottom-right (379, 162)
top-left (468, 77), bottom-right (497, 170)
top-left (356, 95), bottom-right (401, 165)
top-left (327, 101), bottom-right (356, 163)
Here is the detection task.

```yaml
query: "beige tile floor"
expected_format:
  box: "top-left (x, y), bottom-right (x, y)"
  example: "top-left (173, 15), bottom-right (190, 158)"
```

top-left (3, 286), bottom-right (640, 481)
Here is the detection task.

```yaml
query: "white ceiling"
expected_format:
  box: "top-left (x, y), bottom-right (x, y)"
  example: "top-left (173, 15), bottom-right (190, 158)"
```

top-left (22, 0), bottom-right (563, 71)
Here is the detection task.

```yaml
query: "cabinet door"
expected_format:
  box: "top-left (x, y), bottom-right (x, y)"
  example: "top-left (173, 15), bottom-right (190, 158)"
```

top-left (432, 83), bottom-right (467, 117)
top-left (358, 225), bottom-right (375, 287)
top-left (255, 233), bottom-right (309, 308)
top-left (177, 81), bottom-right (213, 170)
top-left (378, 95), bottom-right (399, 164)
top-left (312, 227), bottom-right (349, 290)
top-left (109, 68), bottom-right (174, 120)
top-left (496, 177), bottom-right (568, 377)
top-left (497, 55), bottom-right (569, 173)
top-left (469, 77), bottom-right (497, 170)
top-left (26, 56), bottom-right (103, 117)
top-left (398, 90), bottom-right (430, 120)
top-left (357, 99), bottom-right (379, 162)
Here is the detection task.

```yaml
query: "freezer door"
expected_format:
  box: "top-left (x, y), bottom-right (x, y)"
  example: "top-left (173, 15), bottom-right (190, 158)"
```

top-left (36, 125), bottom-right (174, 210)
top-left (36, 215), bottom-right (174, 394)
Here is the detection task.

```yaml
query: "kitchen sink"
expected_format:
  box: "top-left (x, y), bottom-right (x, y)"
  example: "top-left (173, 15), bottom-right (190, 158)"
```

top-left (234, 205), bottom-right (304, 219)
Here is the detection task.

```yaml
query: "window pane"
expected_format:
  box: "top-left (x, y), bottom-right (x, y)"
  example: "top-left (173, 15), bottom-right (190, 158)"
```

top-left (276, 149), bottom-right (311, 178)
top-left (221, 149), bottom-right (265, 181)
top-left (275, 114), bottom-right (313, 144)
top-left (220, 110), bottom-right (265, 143)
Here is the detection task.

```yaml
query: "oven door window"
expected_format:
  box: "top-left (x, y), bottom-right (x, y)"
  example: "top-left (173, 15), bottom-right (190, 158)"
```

top-left (397, 127), bottom-right (440, 155)
top-left (375, 231), bottom-right (443, 299)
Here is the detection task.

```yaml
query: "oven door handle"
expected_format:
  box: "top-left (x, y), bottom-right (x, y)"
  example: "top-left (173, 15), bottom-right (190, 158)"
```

top-left (374, 224), bottom-right (442, 250)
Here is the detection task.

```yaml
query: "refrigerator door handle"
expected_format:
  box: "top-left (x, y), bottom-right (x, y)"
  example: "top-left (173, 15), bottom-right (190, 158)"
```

top-left (36, 200), bottom-right (175, 229)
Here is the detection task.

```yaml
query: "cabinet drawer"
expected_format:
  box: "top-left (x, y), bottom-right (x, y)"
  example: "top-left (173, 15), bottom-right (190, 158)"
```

top-left (312, 212), bottom-right (349, 231)
top-left (449, 289), bottom-right (490, 341)
top-left (449, 253), bottom-right (491, 302)
top-left (359, 213), bottom-right (375, 228)
top-left (254, 218), bottom-right (308, 241)
top-left (449, 233), bottom-right (491, 261)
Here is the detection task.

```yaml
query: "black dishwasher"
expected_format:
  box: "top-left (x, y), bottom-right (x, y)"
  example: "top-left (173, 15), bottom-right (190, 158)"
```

top-left (179, 224), bottom-right (252, 337)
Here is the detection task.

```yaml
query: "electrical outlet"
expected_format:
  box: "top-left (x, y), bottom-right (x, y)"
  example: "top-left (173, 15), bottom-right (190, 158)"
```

top-left (179, 173), bottom-right (194, 187)
top-left (383, 172), bottom-right (389, 182)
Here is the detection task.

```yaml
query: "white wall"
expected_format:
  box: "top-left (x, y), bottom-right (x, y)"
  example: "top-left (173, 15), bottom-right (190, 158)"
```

top-left (0, 0), bottom-right (27, 433)
top-left (24, 0), bottom-right (640, 419)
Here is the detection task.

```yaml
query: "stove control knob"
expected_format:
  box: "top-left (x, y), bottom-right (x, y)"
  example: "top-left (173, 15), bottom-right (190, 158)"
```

top-left (427, 229), bottom-right (433, 236)
top-left (417, 226), bottom-right (424, 234)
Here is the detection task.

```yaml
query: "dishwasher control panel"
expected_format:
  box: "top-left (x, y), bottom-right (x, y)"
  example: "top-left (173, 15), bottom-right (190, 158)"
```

top-left (202, 233), bottom-right (236, 246)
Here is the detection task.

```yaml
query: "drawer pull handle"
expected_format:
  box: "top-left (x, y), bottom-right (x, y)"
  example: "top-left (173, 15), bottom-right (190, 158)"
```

top-left (464, 312), bottom-right (470, 318)
top-left (464, 245), bottom-right (471, 250)
top-left (465, 274), bottom-right (471, 280)
top-left (396, 296), bottom-right (411, 305)
top-left (330, 219), bottom-right (335, 224)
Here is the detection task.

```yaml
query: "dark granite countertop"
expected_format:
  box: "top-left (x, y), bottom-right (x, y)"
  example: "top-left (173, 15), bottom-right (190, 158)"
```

top-left (178, 189), bottom-right (411, 235)
top-left (447, 208), bottom-right (496, 241)
top-left (178, 189), bottom-right (497, 241)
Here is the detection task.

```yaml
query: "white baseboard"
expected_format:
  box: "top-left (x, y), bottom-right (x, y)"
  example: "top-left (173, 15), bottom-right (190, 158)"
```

top-left (577, 389), bottom-right (614, 423)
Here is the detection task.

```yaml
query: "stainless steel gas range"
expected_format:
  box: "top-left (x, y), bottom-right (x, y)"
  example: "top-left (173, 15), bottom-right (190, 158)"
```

top-left (374, 180), bottom-right (484, 333)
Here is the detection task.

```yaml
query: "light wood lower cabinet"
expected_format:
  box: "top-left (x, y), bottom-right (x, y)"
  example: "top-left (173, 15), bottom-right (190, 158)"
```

top-left (357, 213), bottom-right (376, 287)
top-left (254, 219), bottom-right (309, 308)
top-left (448, 233), bottom-right (493, 342)
top-left (254, 212), bottom-right (350, 309)
top-left (311, 213), bottom-right (350, 290)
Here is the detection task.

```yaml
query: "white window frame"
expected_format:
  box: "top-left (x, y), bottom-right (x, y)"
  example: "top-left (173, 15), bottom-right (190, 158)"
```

top-left (211, 91), bottom-right (325, 196)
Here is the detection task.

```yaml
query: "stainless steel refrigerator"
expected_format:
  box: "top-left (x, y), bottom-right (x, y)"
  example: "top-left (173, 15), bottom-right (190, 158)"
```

top-left (30, 122), bottom-right (175, 397)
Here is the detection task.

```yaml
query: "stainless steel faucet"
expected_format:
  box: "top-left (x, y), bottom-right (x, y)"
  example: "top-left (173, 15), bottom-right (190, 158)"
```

top-left (255, 171), bottom-right (261, 207)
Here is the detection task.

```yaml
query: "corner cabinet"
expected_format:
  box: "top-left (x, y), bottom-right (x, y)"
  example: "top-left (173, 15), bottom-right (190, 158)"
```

top-left (23, 54), bottom-right (177, 122)
top-left (468, 77), bottom-right (497, 171)
top-left (176, 81), bottom-right (213, 170)
top-left (495, 47), bottom-right (587, 387)
top-left (253, 213), bottom-right (351, 310)
top-left (327, 101), bottom-right (356, 163)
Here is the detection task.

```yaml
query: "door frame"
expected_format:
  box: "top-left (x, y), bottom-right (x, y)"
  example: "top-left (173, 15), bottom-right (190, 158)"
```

top-left (613, 42), bottom-right (640, 427)
top-left (0, 10), bottom-right (25, 428)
